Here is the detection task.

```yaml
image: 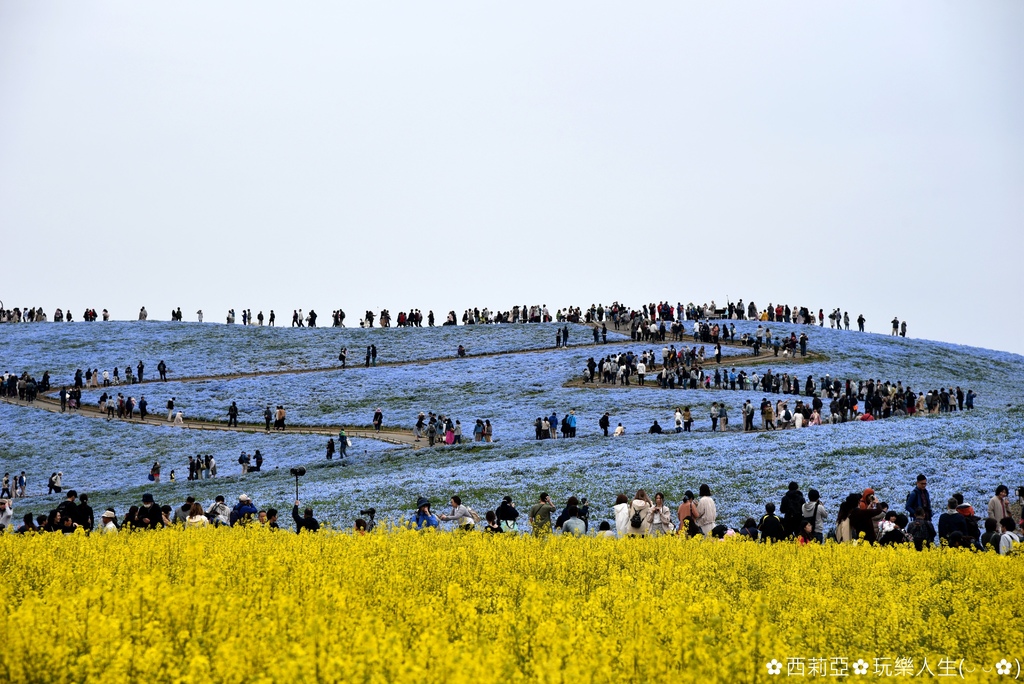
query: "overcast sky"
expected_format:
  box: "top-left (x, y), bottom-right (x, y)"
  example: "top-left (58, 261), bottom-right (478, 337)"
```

top-left (1, 2), bottom-right (1021, 352)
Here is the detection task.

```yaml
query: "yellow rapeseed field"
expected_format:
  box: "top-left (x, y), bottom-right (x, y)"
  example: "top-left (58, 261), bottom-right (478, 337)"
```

top-left (0, 528), bottom-right (1019, 683)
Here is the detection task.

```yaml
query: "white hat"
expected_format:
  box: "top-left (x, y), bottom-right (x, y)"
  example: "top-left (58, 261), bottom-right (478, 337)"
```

top-left (239, 493), bottom-right (251, 502)
top-left (102, 510), bottom-right (116, 518)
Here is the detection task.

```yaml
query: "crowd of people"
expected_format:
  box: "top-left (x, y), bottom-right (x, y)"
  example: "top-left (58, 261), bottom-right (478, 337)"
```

top-left (2, 297), bottom-right (897, 342)
top-left (0, 490), bottom-right (326, 534)
top-left (8, 475), bottom-right (1016, 557)
top-left (409, 477), bottom-right (1022, 554)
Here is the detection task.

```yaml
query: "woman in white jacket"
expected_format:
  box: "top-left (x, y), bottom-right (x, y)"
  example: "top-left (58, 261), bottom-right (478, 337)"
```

top-left (647, 492), bottom-right (673, 535)
top-left (695, 484), bottom-right (717, 535)
top-left (613, 494), bottom-right (631, 538)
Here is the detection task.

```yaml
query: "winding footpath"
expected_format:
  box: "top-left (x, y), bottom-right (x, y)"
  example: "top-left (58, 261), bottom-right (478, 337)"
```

top-left (3, 328), bottom-right (826, 447)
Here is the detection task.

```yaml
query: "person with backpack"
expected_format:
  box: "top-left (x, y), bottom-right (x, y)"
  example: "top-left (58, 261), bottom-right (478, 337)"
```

top-left (801, 489), bottom-right (827, 543)
top-left (780, 482), bottom-right (806, 537)
top-left (757, 503), bottom-right (786, 542)
top-left (438, 495), bottom-right (478, 531)
top-left (227, 402), bottom-right (239, 428)
top-left (904, 507), bottom-right (936, 551)
top-left (904, 474), bottom-right (933, 521)
top-left (625, 490), bottom-right (652, 537)
top-left (495, 496), bottom-right (520, 533)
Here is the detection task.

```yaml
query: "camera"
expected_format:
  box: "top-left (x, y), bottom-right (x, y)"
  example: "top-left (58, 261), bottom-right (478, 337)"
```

top-left (290, 467), bottom-right (306, 477)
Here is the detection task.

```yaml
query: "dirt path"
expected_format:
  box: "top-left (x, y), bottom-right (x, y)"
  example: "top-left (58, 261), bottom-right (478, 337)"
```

top-left (0, 395), bottom-right (419, 447)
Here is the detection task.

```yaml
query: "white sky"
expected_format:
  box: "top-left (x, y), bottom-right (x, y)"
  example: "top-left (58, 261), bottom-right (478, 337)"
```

top-left (1, 2), bottom-right (1022, 352)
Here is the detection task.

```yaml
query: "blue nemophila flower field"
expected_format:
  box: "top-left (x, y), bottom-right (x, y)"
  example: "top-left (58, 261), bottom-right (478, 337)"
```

top-left (0, 320), bottom-right (598, 381)
top-left (1, 318), bottom-right (1022, 530)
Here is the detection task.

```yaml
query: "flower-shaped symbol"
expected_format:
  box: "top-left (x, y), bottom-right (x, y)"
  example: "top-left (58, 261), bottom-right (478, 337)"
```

top-left (996, 659), bottom-right (1012, 675)
top-left (853, 659), bottom-right (869, 675)
top-left (766, 659), bottom-right (782, 675)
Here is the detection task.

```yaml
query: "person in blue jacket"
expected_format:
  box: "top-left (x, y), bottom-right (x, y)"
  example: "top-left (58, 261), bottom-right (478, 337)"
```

top-left (415, 497), bottom-right (439, 530)
top-left (230, 493), bottom-right (258, 526)
top-left (904, 474), bottom-right (933, 520)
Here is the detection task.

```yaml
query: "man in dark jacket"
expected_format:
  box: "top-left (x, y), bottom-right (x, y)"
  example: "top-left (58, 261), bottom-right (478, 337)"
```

top-left (904, 474), bottom-right (933, 520)
top-left (757, 503), bottom-right (786, 542)
top-left (228, 402), bottom-right (239, 427)
top-left (75, 493), bottom-right (95, 531)
top-left (292, 501), bottom-right (320, 533)
top-left (599, 412), bottom-right (610, 437)
top-left (937, 498), bottom-right (967, 544)
top-left (136, 493), bottom-right (163, 529)
top-left (780, 482), bottom-right (806, 537)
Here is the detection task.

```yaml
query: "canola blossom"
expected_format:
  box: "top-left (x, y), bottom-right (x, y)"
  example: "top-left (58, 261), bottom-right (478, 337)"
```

top-left (0, 528), bottom-right (1021, 683)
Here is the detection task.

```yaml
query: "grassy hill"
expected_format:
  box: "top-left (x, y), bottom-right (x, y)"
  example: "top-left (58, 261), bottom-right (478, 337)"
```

top-left (2, 319), bottom-right (1021, 529)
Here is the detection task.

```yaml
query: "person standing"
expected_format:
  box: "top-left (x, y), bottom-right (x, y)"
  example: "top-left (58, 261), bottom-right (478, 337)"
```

top-left (167, 397), bottom-right (175, 422)
top-left (372, 408), bottom-right (383, 432)
top-left (264, 405), bottom-right (273, 432)
top-left (196, 310), bottom-right (203, 323)
top-left (904, 474), bottom-right (933, 521)
top-left (275, 405), bottom-right (286, 431)
top-left (528, 493), bottom-right (556, 535)
top-left (228, 401), bottom-right (239, 427)
top-left (269, 310), bottom-right (276, 326)
top-left (599, 412), bottom-right (610, 437)
top-left (780, 482), bottom-right (806, 537)
top-left (801, 490), bottom-right (826, 543)
top-left (137, 361), bottom-right (144, 383)
top-left (988, 485), bottom-right (1012, 524)
top-left (695, 484), bottom-right (717, 535)
top-left (157, 360), bottom-right (167, 381)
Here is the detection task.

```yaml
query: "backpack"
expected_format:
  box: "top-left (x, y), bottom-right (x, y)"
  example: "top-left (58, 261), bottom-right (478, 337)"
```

top-left (630, 505), bottom-right (644, 529)
top-left (467, 508), bottom-right (481, 524)
top-left (907, 520), bottom-right (929, 545)
top-left (238, 455), bottom-right (245, 465)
